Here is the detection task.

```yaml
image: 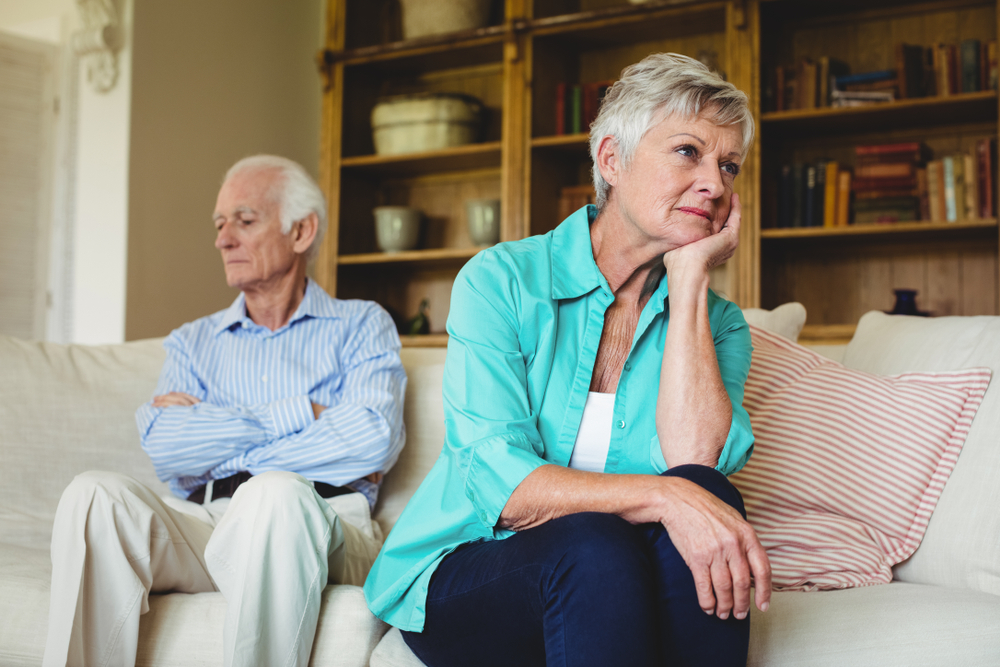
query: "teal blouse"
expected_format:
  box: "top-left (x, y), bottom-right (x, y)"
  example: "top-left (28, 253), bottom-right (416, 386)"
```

top-left (363, 205), bottom-right (755, 632)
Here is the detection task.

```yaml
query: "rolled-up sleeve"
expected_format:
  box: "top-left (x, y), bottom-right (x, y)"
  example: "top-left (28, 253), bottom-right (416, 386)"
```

top-left (443, 250), bottom-right (547, 530)
top-left (711, 299), bottom-right (755, 476)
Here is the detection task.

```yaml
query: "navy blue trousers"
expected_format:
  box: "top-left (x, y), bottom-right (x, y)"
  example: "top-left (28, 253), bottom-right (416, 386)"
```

top-left (401, 464), bottom-right (751, 667)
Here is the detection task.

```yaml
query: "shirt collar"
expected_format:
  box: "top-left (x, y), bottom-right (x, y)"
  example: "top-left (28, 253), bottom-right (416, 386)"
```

top-left (213, 278), bottom-right (335, 335)
top-left (550, 205), bottom-right (609, 300)
top-left (550, 204), bottom-right (671, 306)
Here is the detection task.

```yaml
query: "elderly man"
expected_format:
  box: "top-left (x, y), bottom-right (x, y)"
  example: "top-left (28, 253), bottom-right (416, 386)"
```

top-left (42, 155), bottom-right (406, 667)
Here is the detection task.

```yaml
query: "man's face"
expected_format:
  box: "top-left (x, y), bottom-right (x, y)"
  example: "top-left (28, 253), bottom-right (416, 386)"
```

top-left (213, 168), bottom-right (299, 292)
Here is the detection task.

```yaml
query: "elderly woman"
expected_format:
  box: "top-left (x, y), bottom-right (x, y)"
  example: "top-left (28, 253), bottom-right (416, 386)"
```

top-left (364, 53), bottom-right (771, 666)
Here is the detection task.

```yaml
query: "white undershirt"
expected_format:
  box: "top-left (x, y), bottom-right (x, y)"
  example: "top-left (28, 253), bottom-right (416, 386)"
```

top-left (568, 392), bottom-right (616, 473)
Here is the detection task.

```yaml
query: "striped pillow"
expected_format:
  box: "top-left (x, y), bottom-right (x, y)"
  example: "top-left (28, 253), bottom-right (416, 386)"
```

top-left (731, 325), bottom-right (991, 591)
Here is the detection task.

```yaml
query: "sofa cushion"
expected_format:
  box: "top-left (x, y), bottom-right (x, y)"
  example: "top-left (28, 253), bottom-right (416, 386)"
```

top-left (375, 347), bottom-right (447, 534)
top-left (741, 302), bottom-right (807, 342)
top-left (0, 539), bottom-right (387, 667)
top-left (731, 325), bottom-right (990, 590)
top-left (0, 336), bottom-right (168, 550)
top-left (371, 582), bottom-right (1000, 667)
top-left (842, 312), bottom-right (1000, 596)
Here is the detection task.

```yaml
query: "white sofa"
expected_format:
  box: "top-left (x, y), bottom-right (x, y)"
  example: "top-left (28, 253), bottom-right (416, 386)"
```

top-left (2, 309), bottom-right (999, 666)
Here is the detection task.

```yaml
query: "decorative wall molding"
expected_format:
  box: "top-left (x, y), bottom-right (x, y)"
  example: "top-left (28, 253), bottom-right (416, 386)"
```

top-left (73, 0), bottom-right (119, 93)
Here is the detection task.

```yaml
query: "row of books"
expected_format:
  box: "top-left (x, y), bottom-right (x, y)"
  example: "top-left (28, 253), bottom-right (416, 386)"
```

top-left (774, 140), bottom-right (998, 228)
top-left (769, 40), bottom-right (999, 112)
top-left (553, 81), bottom-right (613, 135)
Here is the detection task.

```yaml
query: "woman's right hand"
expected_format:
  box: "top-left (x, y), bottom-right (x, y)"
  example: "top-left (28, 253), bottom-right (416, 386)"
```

top-left (646, 475), bottom-right (771, 620)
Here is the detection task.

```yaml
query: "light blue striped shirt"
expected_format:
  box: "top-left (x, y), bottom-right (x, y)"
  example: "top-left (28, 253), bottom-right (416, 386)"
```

top-left (135, 279), bottom-right (406, 507)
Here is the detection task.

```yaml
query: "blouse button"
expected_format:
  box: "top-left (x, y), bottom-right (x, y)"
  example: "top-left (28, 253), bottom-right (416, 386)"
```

top-left (261, 375), bottom-right (269, 383)
top-left (617, 420), bottom-right (626, 429)
top-left (624, 362), bottom-right (631, 372)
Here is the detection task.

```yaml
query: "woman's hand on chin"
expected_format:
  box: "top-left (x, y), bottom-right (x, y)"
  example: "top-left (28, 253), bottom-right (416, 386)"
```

top-left (663, 193), bottom-right (742, 290)
top-left (654, 473), bottom-right (771, 620)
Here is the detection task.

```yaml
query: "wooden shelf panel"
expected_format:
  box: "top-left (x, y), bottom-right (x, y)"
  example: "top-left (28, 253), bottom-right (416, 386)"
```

top-left (532, 133), bottom-right (590, 149)
top-left (530, 1), bottom-right (727, 46)
top-left (328, 28), bottom-right (505, 72)
top-left (762, 219), bottom-right (998, 240)
top-left (340, 142), bottom-right (503, 177)
top-left (338, 246), bottom-right (487, 266)
top-left (799, 324), bottom-right (857, 345)
top-left (761, 91), bottom-right (998, 137)
top-left (400, 333), bottom-right (449, 347)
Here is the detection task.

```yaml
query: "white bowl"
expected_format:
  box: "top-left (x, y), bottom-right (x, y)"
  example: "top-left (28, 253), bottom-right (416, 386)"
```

top-left (371, 93), bottom-right (482, 155)
top-left (373, 206), bottom-right (421, 253)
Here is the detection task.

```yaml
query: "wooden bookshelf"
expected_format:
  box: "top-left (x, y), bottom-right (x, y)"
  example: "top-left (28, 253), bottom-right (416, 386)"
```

top-left (317, 0), bottom-right (1000, 338)
top-left (338, 246), bottom-right (487, 265)
top-left (340, 142), bottom-right (503, 176)
top-left (760, 90), bottom-right (998, 136)
top-left (762, 219), bottom-right (999, 239)
top-left (758, 0), bottom-right (1000, 326)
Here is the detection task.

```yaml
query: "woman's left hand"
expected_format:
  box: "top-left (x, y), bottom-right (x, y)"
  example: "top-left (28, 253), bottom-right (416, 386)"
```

top-left (663, 192), bottom-right (742, 280)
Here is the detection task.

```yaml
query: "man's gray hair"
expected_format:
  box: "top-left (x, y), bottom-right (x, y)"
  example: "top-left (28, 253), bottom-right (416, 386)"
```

top-left (224, 155), bottom-right (328, 260)
top-left (589, 52), bottom-right (755, 210)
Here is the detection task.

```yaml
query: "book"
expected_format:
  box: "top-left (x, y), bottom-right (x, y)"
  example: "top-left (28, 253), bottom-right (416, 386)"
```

top-left (943, 156), bottom-right (958, 222)
top-left (964, 152), bottom-right (979, 220)
top-left (569, 85), bottom-right (582, 134)
top-left (854, 196), bottom-right (921, 211)
top-left (798, 58), bottom-right (817, 109)
top-left (927, 160), bottom-right (946, 221)
top-left (953, 155), bottom-right (966, 221)
top-left (854, 208), bottom-right (919, 224)
top-left (554, 83), bottom-right (566, 135)
top-left (853, 176), bottom-right (919, 191)
top-left (834, 70), bottom-right (896, 86)
top-left (803, 165), bottom-right (818, 227)
top-left (896, 43), bottom-right (927, 99)
top-left (791, 164), bottom-right (804, 227)
top-left (961, 39), bottom-right (981, 93)
top-left (855, 188), bottom-right (921, 200)
top-left (824, 161), bottom-right (839, 227)
top-left (581, 81), bottom-right (613, 132)
top-left (988, 41), bottom-right (999, 90)
top-left (934, 44), bottom-right (952, 97)
top-left (855, 163), bottom-right (915, 179)
top-left (977, 138), bottom-right (996, 219)
top-left (856, 142), bottom-right (924, 156)
top-left (916, 167), bottom-right (930, 220)
top-left (836, 170), bottom-right (852, 226)
top-left (817, 57), bottom-right (850, 106)
top-left (814, 160), bottom-right (828, 227)
top-left (830, 90), bottom-right (894, 106)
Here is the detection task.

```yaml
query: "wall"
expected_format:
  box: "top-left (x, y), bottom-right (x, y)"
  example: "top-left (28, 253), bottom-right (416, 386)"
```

top-left (125, 0), bottom-right (323, 341)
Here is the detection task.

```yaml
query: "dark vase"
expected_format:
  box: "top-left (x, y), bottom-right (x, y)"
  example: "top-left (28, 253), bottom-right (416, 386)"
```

top-left (887, 289), bottom-right (928, 316)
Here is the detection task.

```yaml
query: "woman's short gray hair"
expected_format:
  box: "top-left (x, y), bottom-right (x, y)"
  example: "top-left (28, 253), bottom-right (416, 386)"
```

top-left (224, 155), bottom-right (328, 260)
top-left (589, 52), bottom-right (754, 209)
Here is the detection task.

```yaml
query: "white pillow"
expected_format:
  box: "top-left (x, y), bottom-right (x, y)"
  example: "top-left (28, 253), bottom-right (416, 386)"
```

top-left (842, 312), bottom-right (1000, 596)
top-left (741, 302), bottom-right (807, 342)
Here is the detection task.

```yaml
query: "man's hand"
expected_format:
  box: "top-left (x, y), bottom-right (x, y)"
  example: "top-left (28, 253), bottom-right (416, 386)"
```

top-left (312, 402), bottom-right (327, 420)
top-left (656, 475), bottom-right (771, 620)
top-left (152, 392), bottom-right (201, 408)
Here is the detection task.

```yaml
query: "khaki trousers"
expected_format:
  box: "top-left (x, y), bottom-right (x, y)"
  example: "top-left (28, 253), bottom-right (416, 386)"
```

top-left (42, 470), bottom-right (383, 667)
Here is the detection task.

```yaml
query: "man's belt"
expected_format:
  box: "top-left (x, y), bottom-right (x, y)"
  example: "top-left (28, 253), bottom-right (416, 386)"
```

top-left (187, 472), bottom-right (355, 504)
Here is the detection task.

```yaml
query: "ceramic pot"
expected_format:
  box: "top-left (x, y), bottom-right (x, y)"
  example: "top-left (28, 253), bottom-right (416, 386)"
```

top-left (398, 0), bottom-right (491, 39)
top-left (374, 206), bottom-right (421, 253)
top-left (371, 93), bottom-right (482, 155)
top-left (465, 198), bottom-right (500, 245)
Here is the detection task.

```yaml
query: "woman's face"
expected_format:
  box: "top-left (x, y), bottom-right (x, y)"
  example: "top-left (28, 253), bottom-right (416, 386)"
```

top-left (608, 111), bottom-right (743, 251)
